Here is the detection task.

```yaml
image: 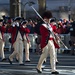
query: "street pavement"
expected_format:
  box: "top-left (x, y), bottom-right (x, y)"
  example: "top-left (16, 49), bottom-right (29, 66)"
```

top-left (0, 50), bottom-right (75, 75)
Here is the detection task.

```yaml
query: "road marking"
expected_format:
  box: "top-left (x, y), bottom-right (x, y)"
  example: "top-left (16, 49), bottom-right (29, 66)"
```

top-left (0, 68), bottom-right (75, 75)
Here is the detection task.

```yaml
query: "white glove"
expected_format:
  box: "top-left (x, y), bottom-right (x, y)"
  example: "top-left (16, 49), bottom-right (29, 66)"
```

top-left (23, 26), bottom-right (26, 28)
top-left (12, 23), bottom-right (15, 27)
top-left (16, 22), bottom-right (19, 27)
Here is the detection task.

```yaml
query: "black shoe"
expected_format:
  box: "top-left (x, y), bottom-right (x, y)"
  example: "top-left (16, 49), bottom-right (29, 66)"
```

top-left (43, 60), bottom-right (46, 64)
top-left (1, 58), bottom-right (7, 62)
top-left (8, 58), bottom-right (12, 64)
top-left (51, 71), bottom-right (59, 74)
top-left (36, 68), bottom-right (42, 73)
top-left (19, 63), bottom-right (25, 66)
top-left (25, 60), bottom-right (30, 62)
top-left (56, 62), bottom-right (59, 65)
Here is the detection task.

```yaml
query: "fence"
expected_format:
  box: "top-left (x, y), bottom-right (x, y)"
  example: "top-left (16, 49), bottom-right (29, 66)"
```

top-left (59, 34), bottom-right (71, 53)
top-left (3, 33), bottom-right (71, 52)
top-left (3, 33), bottom-right (11, 51)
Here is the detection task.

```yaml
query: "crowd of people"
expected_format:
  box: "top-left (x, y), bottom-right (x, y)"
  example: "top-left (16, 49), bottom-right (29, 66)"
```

top-left (0, 10), bottom-right (75, 74)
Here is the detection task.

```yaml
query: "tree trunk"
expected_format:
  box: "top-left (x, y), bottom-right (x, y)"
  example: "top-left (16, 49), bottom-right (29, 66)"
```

top-left (38, 0), bottom-right (46, 16)
top-left (10, 0), bottom-right (21, 18)
top-left (10, 0), bottom-right (15, 18)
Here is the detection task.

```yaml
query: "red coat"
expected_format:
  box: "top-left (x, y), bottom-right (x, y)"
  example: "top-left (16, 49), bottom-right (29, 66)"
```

top-left (7, 26), bottom-right (30, 45)
top-left (20, 26), bottom-right (30, 43)
top-left (20, 26), bottom-right (30, 34)
top-left (50, 24), bottom-right (60, 48)
top-left (51, 24), bottom-right (58, 33)
top-left (40, 24), bottom-right (59, 49)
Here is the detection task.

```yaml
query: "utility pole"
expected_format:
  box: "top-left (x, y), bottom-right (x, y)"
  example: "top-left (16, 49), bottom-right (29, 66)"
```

top-left (10, 0), bottom-right (15, 17)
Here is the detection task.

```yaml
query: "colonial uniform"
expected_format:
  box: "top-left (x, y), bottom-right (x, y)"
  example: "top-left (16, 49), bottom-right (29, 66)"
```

top-left (36, 10), bottom-right (59, 74)
top-left (0, 26), bottom-right (6, 60)
top-left (21, 21), bottom-right (30, 62)
top-left (7, 22), bottom-right (24, 64)
top-left (37, 23), bottom-right (58, 72)
top-left (50, 23), bottom-right (60, 63)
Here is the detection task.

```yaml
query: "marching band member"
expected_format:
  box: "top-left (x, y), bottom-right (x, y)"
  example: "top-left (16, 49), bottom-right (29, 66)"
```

top-left (50, 18), bottom-right (60, 64)
top-left (21, 20), bottom-right (31, 62)
top-left (43, 18), bottom-right (60, 64)
top-left (7, 17), bottom-right (24, 65)
top-left (36, 10), bottom-right (59, 74)
top-left (0, 19), bottom-right (7, 61)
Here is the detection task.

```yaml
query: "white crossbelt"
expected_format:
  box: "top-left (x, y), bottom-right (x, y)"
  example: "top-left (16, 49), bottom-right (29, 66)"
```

top-left (0, 32), bottom-right (2, 39)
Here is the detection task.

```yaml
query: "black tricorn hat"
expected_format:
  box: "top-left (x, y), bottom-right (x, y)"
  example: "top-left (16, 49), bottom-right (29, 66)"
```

top-left (14, 17), bottom-right (21, 21)
top-left (50, 18), bottom-right (56, 23)
top-left (21, 20), bottom-right (28, 25)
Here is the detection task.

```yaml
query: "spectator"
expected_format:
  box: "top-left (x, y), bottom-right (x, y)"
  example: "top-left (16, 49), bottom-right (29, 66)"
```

top-left (27, 19), bottom-right (35, 34)
top-left (69, 21), bottom-right (75, 55)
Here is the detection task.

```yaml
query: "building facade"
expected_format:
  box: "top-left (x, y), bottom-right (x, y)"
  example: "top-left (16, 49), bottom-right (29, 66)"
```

top-left (0, 0), bottom-right (75, 20)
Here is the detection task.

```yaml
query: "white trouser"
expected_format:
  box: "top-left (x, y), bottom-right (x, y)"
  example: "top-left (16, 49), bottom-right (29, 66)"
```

top-left (43, 48), bottom-right (58, 63)
top-left (9, 39), bottom-right (23, 64)
top-left (55, 48), bottom-right (58, 62)
top-left (24, 40), bottom-right (30, 61)
top-left (0, 39), bottom-right (5, 59)
top-left (37, 40), bottom-right (56, 72)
